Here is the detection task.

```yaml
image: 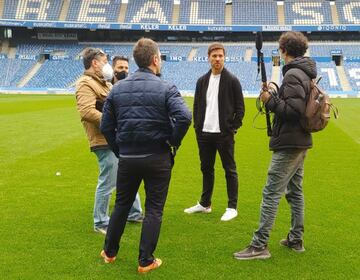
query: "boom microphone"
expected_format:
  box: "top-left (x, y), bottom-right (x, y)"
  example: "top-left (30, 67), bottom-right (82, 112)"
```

top-left (255, 32), bottom-right (263, 51)
top-left (256, 32), bottom-right (263, 74)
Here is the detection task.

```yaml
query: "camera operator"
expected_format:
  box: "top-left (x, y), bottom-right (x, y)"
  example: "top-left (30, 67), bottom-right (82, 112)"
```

top-left (234, 31), bottom-right (316, 260)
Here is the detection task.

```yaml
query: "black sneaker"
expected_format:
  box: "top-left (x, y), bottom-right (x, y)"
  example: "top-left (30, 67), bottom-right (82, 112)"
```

top-left (233, 245), bottom-right (271, 260)
top-left (280, 236), bottom-right (305, 252)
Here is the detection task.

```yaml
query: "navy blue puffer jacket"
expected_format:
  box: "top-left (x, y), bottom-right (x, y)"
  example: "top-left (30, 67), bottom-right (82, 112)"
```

top-left (100, 68), bottom-right (192, 156)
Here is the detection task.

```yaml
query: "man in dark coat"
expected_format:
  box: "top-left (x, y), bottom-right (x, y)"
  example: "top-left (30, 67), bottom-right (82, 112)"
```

top-left (234, 31), bottom-right (316, 260)
top-left (99, 38), bottom-right (192, 273)
top-left (184, 43), bottom-right (245, 222)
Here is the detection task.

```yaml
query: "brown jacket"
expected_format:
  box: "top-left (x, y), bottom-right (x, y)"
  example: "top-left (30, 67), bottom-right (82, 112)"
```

top-left (76, 70), bottom-right (112, 150)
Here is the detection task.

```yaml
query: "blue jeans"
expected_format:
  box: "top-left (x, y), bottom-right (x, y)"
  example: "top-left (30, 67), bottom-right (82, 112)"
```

top-left (93, 149), bottom-right (143, 227)
top-left (251, 149), bottom-right (307, 248)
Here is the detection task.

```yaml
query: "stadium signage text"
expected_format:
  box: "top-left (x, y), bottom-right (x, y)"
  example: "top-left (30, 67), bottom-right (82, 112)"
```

top-left (168, 25), bottom-right (187, 31)
top-left (50, 55), bottom-right (70, 60)
top-left (16, 54), bottom-right (38, 60)
top-left (344, 56), bottom-right (360, 62)
top-left (38, 32), bottom-right (78, 40)
top-left (193, 57), bottom-right (208, 62)
top-left (167, 56), bottom-right (186, 62)
top-left (262, 25), bottom-right (292, 31)
top-left (3, 20), bottom-right (360, 33)
top-left (140, 24), bottom-right (160, 30)
top-left (207, 26), bottom-right (233, 32)
top-left (317, 25), bottom-right (347, 31)
top-left (331, 50), bottom-right (343, 55)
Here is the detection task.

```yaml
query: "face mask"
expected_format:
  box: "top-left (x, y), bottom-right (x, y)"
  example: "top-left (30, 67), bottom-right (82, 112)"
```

top-left (102, 63), bottom-right (113, 81)
top-left (115, 71), bottom-right (128, 81)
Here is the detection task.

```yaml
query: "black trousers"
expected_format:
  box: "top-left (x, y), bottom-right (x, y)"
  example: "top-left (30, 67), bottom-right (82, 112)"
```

top-left (103, 152), bottom-right (172, 266)
top-left (197, 132), bottom-right (238, 209)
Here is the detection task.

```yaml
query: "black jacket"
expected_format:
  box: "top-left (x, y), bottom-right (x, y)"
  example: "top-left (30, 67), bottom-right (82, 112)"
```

top-left (193, 67), bottom-right (245, 135)
top-left (266, 57), bottom-right (317, 151)
top-left (100, 68), bottom-right (192, 156)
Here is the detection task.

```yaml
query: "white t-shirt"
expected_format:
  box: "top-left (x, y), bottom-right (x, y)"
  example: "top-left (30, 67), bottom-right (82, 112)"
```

top-left (202, 73), bottom-right (221, 133)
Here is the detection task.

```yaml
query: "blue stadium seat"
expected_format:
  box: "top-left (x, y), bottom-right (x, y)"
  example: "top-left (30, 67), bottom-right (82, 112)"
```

top-left (336, 1), bottom-right (360, 24)
top-left (310, 44), bottom-right (360, 57)
top-left (3, 0), bottom-right (63, 20)
top-left (195, 45), bottom-right (248, 58)
top-left (90, 44), bottom-right (133, 58)
top-left (0, 58), bottom-right (36, 87)
top-left (179, 0), bottom-right (224, 25)
top-left (316, 62), bottom-right (343, 91)
top-left (159, 45), bottom-right (192, 59)
top-left (161, 61), bottom-right (208, 91)
top-left (284, 1), bottom-right (332, 25)
top-left (232, 0), bottom-right (278, 25)
top-left (16, 41), bottom-right (83, 58)
top-left (161, 60), bottom-right (270, 93)
top-left (344, 62), bottom-right (360, 91)
top-left (25, 59), bottom-right (83, 88)
top-left (125, 0), bottom-right (173, 24)
top-left (66, 0), bottom-right (121, 22)
top-left (227, 61), bottom-right (272, 92)
top-left (3, 41), bottom-right (360, 93)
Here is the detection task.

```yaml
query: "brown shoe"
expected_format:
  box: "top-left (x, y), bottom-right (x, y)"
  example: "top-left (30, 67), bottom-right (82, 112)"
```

top-left (280, 237), bottom-right (305, 252)
top-left (138, 258), bottom-right (162, 273)
top-left (100, 250), bottom-right (116, 263)
top-left (233, 245), bottom-right (271, 260)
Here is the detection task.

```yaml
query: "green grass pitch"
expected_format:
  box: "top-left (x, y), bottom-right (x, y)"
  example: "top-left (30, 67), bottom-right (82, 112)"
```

top-left (0, 94), bottom-right (359, 279)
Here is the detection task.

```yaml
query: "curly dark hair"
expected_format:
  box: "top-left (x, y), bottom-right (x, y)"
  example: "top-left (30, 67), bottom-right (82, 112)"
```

top-left (279, 31), bottom-right (308, 58)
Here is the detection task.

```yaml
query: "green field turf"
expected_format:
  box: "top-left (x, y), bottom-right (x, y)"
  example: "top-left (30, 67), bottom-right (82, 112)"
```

top-left (0, 94), bottom-right (359, 280)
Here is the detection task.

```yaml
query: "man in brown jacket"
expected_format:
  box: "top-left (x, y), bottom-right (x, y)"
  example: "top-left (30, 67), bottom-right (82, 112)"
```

top-left (76, 48), bottom-right (143, 235)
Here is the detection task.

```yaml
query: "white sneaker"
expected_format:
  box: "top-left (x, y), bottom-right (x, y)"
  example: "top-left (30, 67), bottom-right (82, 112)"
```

top-left (220, 208), bottom-right (238, 221)
top-left (184, 202), bottom-right (212, 214)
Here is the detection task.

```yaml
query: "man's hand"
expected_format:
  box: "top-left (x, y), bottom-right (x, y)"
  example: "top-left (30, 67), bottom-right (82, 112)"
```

top-left (260, 89), bottom-right (271, 104)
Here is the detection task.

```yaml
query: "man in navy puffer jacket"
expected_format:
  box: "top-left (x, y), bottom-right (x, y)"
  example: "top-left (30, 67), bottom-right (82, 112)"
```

top-left (99, 38), bottom-right (191, 273)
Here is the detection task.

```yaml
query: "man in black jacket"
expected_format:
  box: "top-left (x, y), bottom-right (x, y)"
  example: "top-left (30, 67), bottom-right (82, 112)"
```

top-left (99, 38), bottom-right (192, 273)
top-left (184, 43), bottom-right (245, 222)
top-left (234, 31), bottom-right (316, 260)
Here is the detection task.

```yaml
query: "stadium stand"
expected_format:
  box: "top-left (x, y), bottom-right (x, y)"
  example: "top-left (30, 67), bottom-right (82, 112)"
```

top-left (125, 0), bottom-right (173, 24)
top-left (162, 61), bottom-right (209, 91)
top-left (16, 41), bottom-right (83, 58)
top-left (159, 45), bottom-right (192, 59)
top-left (284, 0), bottom-right (333, 25)
top-left (1, 40), bottom-right (359, 93)
top-left (310, 44), bottom-right (360, 57)
top-left (251, 45), bottom-right (278, 59)
top-left (227, 61), bottom-right (272, 92)
top-left (0, 58), bottom-right (36, 87)
top-left (90, 44), bottom-right (133, 58)
top-left (336, 0), bottom-right (360, 24)
top-left (25, 59), bottom-right (83, 88)
top-left (316, 62), bottom-right (343, 91)
top-left (232, 0), bottom-right (278, 25)
top-left (179, 0), bottom-right (225, 25)
top-left (195, 45), bottom-right (248, 58)
top-left (66, 0), bottom-right (121, 22)
top-left (3, 0), bottom-right (63, 20)
top-left (344, 62), bottom-right (360, 91)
